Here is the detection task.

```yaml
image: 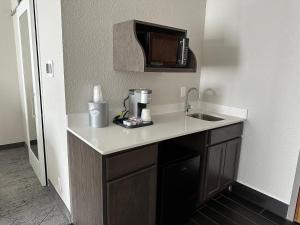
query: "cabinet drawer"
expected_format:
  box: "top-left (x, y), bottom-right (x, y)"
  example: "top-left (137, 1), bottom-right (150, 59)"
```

top-left (106, 144), bottom-right (158, 180)
top-left (209, 123), bottom-right (243, 145)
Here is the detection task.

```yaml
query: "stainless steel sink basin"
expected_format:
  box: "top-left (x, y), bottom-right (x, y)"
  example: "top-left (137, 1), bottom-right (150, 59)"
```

top-left (188, 113), bottom-right (224, 121)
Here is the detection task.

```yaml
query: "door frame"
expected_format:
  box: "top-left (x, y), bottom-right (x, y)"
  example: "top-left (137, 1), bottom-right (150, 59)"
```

top-left (15, 0), bottom-right (47, 186)
top-left (287, 151), bottom-right (300, 221)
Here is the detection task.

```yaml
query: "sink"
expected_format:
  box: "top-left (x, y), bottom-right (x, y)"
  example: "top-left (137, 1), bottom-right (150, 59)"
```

top-left (188, 113), bottom-right (224, 121)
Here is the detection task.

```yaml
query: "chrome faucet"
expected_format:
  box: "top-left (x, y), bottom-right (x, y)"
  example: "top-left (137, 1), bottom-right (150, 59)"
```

top-left (185, 87), bottom-right (199, 115)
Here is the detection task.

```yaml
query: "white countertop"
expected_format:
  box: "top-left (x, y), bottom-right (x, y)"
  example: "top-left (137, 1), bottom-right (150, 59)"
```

top-left (67, 110), bottom-right (245, 155)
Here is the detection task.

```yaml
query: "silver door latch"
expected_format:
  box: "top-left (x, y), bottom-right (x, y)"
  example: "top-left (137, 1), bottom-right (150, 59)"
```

top-left (46, 60), bottom-right (54, 77)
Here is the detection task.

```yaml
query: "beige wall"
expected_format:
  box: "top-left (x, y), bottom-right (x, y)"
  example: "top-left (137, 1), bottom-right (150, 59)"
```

top-left (61, 0), bottom-right (207, 113)
top-left (33, 0), bottom-right (206, 211)
top-left (0, 0), bottom-right (24, 145)
top-left (201, 0), bottom-right (300, 204)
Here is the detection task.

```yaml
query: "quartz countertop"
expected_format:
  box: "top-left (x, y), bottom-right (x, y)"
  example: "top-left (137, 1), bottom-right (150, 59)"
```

top-left (67, 110), bottom-right (246, 155)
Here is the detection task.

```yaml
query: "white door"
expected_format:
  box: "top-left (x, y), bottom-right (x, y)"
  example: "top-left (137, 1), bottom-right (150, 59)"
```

top-left (14, 0), bottom-right (46, 186)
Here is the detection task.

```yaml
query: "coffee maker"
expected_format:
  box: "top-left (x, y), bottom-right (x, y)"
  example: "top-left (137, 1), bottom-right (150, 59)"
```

top-left (129, 89), bottom-right (152, 119)
top-left (113, 88), bottom-right (153, 128)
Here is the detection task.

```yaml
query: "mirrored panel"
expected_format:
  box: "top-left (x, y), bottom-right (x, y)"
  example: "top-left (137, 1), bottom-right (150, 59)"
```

top-left (19, 11), bottom-right (39, 159)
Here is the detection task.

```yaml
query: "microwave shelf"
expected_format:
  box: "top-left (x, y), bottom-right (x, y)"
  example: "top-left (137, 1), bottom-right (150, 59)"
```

top-left (113, 20), bottom-right (197, 73)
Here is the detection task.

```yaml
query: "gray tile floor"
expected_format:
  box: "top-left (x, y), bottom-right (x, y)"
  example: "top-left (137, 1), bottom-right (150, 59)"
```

top-left (0, 147), bottom-right (69, 225)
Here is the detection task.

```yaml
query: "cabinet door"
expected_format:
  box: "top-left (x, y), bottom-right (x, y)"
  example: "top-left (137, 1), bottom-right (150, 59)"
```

top-left (205, 143), bottom-right (224, 199)
top-left (222, 138), bottom-right (241, 187)
top-left (107, 166), bottom-right (156, 225)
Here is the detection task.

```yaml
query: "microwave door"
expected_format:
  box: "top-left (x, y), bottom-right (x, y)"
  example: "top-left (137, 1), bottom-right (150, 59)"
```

top-left (148, 32), bottom-right (178, 67)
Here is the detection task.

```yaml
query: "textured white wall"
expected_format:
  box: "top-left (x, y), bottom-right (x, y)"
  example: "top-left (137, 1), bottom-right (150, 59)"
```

top-left (0, 0), bottom-right (24, 145)
top-left (61, 0), bottom-right (207, 113)
top-left (35, 0), bottom-right (70, 210)
top-left (201, 0), bottom-right (300, 204)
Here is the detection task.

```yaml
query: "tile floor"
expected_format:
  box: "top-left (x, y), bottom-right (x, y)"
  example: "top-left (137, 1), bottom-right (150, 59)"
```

top-left (1, 147), bottom-right (296, 225)
top-left (0, 147), bottom-right (69, 225)
top-left (187, 192), bottom-right (297, 225)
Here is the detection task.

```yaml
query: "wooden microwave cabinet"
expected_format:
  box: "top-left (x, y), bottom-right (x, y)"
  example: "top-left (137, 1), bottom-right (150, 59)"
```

top-left (67, 122), bottom-right (243, 225)
top-left (113, 20), bottom-right (197, 73)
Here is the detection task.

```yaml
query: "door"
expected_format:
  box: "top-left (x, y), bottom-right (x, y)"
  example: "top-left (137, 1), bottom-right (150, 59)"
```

top-left (221, 138), bottom-right (241, 187)
top-left (294, 188), bottom-right (300, 223)
top-left (107, 166), bottom-right (157, 225)
top-left (14, 0), bottom-right (46, 185)
top-left (205, 143), bottom-right (224, 199)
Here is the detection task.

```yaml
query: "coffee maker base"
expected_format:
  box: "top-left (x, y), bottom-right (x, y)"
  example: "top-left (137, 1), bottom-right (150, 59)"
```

top-left (113, 117), bottom-right (154, 129)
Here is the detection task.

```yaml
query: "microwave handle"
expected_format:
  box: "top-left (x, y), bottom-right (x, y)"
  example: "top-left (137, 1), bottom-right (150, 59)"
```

top-left (178, 38), bottom-right (189, 66)
top-left (181, 38), bottom-right (186, 65)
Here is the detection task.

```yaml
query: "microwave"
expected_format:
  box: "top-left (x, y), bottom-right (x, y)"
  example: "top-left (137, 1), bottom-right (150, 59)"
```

top-left (144, 32), bottom-right (189, 68)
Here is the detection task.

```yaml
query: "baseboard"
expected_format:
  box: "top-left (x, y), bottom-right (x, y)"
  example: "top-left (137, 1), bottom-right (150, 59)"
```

top-left (48, 180), bottom-right (72, 223)
top-left (0, 142), bottom-right (25, 151)
top-left (232, 182), bottom-right (288, 218)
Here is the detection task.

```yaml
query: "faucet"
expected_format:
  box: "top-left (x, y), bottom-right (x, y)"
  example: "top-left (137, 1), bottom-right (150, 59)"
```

top-left (185, 87), bottom-right (199, 115)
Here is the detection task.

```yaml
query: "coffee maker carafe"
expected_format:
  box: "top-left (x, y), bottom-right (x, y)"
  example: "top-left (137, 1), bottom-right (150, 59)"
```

top-left (129, 89), bottom-right (152, 118)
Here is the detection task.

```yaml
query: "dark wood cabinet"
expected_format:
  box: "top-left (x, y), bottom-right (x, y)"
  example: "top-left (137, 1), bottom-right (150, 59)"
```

top-left (221, 138), bottom-right (241, 187)
top-left (203, 137), bottom-right (242, 201)
top-left (205, 143), bottom-right (224, 198)
top-left (68, 132), bottom-right (158, 225)
top-left (68, 122), bottom-right (243, 225)
top-left (106, 144), bottom-right (157, 181)
top-left (209, 123), bottom-right (243, 145)
top-left (107, 166), bottom-right (157, 225)
top-left (68, 132), bottom-right (104, 225)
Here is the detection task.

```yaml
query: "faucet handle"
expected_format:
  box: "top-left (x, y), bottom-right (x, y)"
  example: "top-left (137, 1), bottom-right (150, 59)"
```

top-left (185, 104), bottom-right (192, 114)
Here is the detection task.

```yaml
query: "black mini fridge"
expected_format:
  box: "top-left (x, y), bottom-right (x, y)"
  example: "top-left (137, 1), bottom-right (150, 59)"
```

top-left (157, 145), bottom-right (200, 225)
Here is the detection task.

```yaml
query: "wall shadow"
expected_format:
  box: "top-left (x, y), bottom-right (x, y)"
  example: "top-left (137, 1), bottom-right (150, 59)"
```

top-left (202, 38), bottom-right (240, 68)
